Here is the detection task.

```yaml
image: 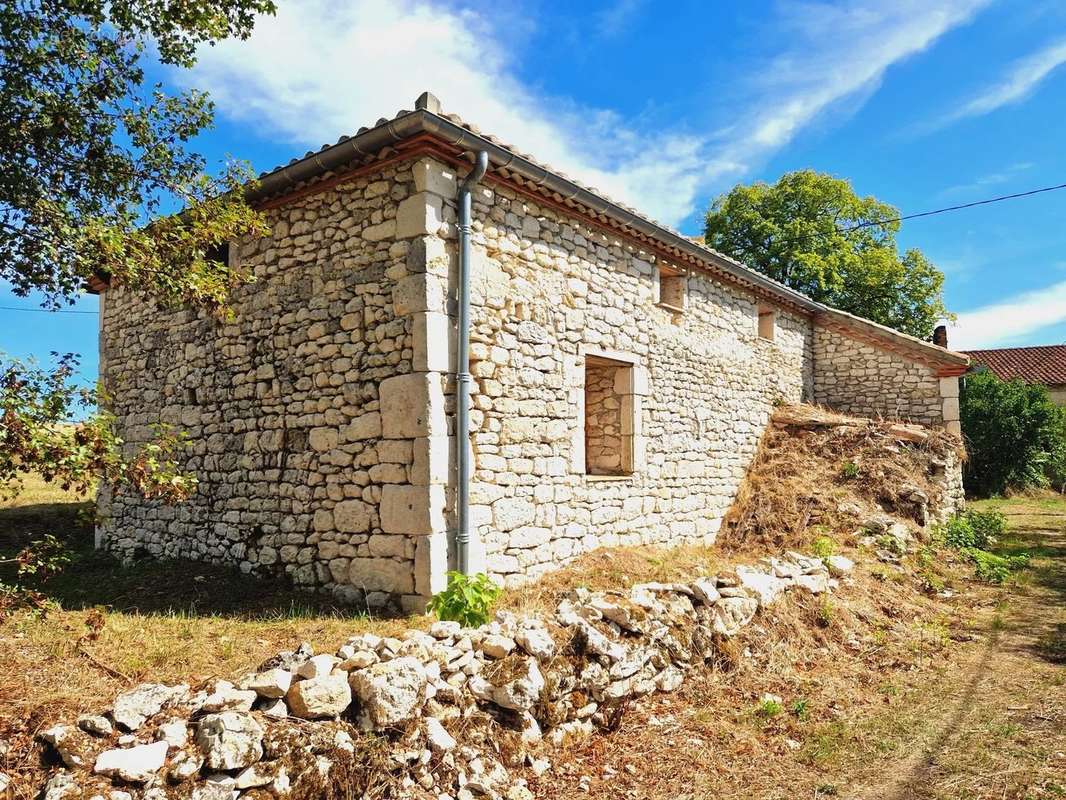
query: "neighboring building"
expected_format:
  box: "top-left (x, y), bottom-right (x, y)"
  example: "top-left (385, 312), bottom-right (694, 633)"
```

top-left (91, 93), bottom-right (969, 610)
top-left (962, 345), bottom-right (1066, 405)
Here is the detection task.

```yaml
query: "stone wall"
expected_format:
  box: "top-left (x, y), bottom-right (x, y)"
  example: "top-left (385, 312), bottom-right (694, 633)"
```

top-left (97, 161), bottom-right (441, 611)
top-left (447, 166), bottom-right (815, 588)
top-left (812, 326), bottom-right (949, 427)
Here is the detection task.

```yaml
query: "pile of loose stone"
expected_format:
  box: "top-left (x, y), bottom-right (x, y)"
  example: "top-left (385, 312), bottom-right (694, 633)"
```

top-left (36, 549), bottom-right (854, 800)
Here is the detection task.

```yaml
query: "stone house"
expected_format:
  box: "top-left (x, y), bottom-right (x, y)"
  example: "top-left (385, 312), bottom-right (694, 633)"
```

top-left (92, 92), bottom-right (969, 611)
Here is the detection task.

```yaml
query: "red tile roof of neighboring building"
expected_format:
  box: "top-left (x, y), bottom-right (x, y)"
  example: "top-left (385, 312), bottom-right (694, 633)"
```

top-left (962, 345), bottom-right (1066, 385)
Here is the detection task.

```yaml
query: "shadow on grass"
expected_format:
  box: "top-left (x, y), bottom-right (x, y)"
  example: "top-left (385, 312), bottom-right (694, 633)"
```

top-left (0, 501), bottom-right (369, 622)
top-left (994, 527), bottom-right (1066, 666)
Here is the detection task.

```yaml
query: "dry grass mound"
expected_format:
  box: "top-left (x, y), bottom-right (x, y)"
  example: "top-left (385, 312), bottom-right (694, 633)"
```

top-left (721, 404), bottom-right (962, 551)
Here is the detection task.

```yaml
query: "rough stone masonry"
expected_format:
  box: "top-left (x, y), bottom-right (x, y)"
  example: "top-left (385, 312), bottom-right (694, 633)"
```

top-left (92, 99), bottom-right (969, 609)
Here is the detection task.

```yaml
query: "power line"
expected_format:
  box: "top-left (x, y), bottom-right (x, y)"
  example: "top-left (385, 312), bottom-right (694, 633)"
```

top-left (0, 305), bottom-right (97, 314)
top-left (842, 181), bottom-right (1066, 232)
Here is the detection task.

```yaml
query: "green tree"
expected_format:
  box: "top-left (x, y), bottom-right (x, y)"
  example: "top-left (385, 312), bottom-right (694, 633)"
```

top-left (0, 2), bottom-right (275, 541)
top-left (1, 0), bottom-right (274, 308)
top-left (960, 370), bottom-right (1066, 497)
top-left (704, 170), bottom-right (949, 338)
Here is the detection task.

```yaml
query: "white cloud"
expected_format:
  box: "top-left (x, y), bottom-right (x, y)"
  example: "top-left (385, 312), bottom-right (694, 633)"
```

top-left (937, 161), bottom-right (1034, 199)
top-left (950, 279), bottom-right (1066, 349)
top-left (596, 0), bottom-right (646, 38)
top-left (183, 0), bottom-right (987, 228)
top-left (958, 38), bottom-right (1066, 116)
top-left (925, 37), bottom-right (1066, 132)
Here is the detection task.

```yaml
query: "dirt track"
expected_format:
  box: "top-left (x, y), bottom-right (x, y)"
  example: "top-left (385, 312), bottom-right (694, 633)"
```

top-left (847, 522), bottom-right (1066, 800)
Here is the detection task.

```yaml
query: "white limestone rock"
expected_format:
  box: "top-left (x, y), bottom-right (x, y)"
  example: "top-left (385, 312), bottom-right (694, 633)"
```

top-left (286, 673), bottom-right (352, 720)
top-left (195, 712), bottom-right (264, 771)
top-left (39, 726), bottom-right (88, 768)
top-left (156, 719), bottom-right (189, 748)
top-left (735, 566), bottom-right (789, 607)
top-left (826, 554), bottom-right (855, 575)
top-left (711, 596), bottom-right (758, 637)
top-left (516, 626), bottom-right (555, 661)
top-left (430, 620), bottom-right (461, 639)
top-left (201, 681), bottom-right (257, 713)
top-left (480, 634), bottom-right (515, 659)
top-left (348, 656), bottom-right (429, 730)
top-left (689, 577), bottom-right (721, 606)
top-left (77, 714), bottom-right (113, 737)
top-left (93, 740), bottom-right (169, 783)
top-left (488, 657), bottom-right (545, 712)
top-left (247, 668), bottom-right (292, 698)
top-left (423, 717), bottom-right (456, 752)
top-left (112, 683), bottom-right (188, 731)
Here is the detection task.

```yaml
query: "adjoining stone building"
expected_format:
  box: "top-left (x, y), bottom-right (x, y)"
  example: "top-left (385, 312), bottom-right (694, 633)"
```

top-left (92, 93), bottom-right (969, 611)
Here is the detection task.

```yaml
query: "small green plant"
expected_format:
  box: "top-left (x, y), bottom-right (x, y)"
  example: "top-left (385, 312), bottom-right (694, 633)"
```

top-left (812, 535), bottom-right (836, 559)
top-left (940, 514), bottom-right (978, 549)
top-left (427, 571), bottom-right (502, 627)
top-left (756, 697), bottom-right (784, 719)
top-left (875, 534), bottom-right (905, 556)
top-left (839, 460), bottom-right (860, 480)
top-left (962, 548), bottom-right (1029, 584)
top-left (964, 508), bottom-right (1006, 546)
top-left (791, 698), bottom-right (810, 721)
top-left (816, 596), bottom-right (834, 627)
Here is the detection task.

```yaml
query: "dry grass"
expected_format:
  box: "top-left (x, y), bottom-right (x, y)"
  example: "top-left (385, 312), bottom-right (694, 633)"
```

top-left (721, 405), bottom-right (959, 551)
top-left (0, 476), bottom-right (419, 796)
top-left (3, 460), bottom-right (1064, 799)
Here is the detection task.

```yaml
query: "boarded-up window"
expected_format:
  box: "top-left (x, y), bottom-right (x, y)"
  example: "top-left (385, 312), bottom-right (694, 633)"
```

top-left (584, 356), bottom-right (635, 475)
top-left (758, 305), bottom-right (776, 341)
top-left (658, 271), bottom-right (687, 311)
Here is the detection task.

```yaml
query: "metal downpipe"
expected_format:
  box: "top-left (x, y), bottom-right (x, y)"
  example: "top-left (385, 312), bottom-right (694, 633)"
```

top-left (456, 151), bottom-right (489, 575)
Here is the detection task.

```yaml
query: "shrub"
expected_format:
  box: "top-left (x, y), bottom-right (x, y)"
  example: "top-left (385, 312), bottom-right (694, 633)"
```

top-left (427, 571), bottom-right (502, 627)
top-left (961, 370), bottom-right (1066, 497)
top-left (941, 515), bottom-right (978, 550)
top-left (965, 508), bottom-right (1006, 547)
top-left (962, 548), bottom-right (1029, 584)
top-left (939, 509), bottom-right (1007, 550)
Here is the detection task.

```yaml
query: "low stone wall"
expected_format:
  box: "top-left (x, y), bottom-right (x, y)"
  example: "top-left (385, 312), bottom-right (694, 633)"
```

top-left (34, 548), bottom-right (854, 800)
top-left (812, 326), bottom-right (944, 425)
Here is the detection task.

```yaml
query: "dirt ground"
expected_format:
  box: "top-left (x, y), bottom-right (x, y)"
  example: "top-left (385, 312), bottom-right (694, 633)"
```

top-left (2, 476), bottom-right (1064, 799)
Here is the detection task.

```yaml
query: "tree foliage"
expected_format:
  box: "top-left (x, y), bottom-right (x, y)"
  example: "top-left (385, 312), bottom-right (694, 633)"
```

top-left (0, 0), bottom-right (274, 309)
top-left (960, 370), bottom-right (1066, 497)
top-left (704, 170), bottom-right (950, 338)
top-left (1, 353), bottom-right (196, 502)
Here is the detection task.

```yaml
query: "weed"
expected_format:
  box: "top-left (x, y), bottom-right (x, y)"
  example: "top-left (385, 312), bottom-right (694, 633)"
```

top-left (802, 721), bottom-right (847, 765)
top-left (816, 597), bottom-right (834, 628)
top-left (791, 698), bottom-right (810, 721)
top-left (756, 697), bottom-right (784, 719)
top-left (427, 571), bottom-right (502, 627)
top-left (962, 548), bottom-right (1029, 584)
top-left (815, 785), bottom-right (839, 797)
top-left (876, 534), bottom-right (905, 556)
top-left (812, 536), bottom-right (836, 559)
top-left (839, 460), bottom-right (860, 480)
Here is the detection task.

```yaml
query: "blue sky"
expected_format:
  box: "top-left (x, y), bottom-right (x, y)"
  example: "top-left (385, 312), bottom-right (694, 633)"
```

top-left (4, 0), bottom-right (1066, 385)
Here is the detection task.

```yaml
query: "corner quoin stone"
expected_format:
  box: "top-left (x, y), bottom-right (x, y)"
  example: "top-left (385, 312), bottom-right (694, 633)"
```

top-left (379, 373), bottom-right (446, 439)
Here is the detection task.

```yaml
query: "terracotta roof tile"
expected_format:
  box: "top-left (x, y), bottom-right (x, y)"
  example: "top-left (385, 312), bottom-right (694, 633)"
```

top-left (962, 345), bottom-right (1066, 385)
